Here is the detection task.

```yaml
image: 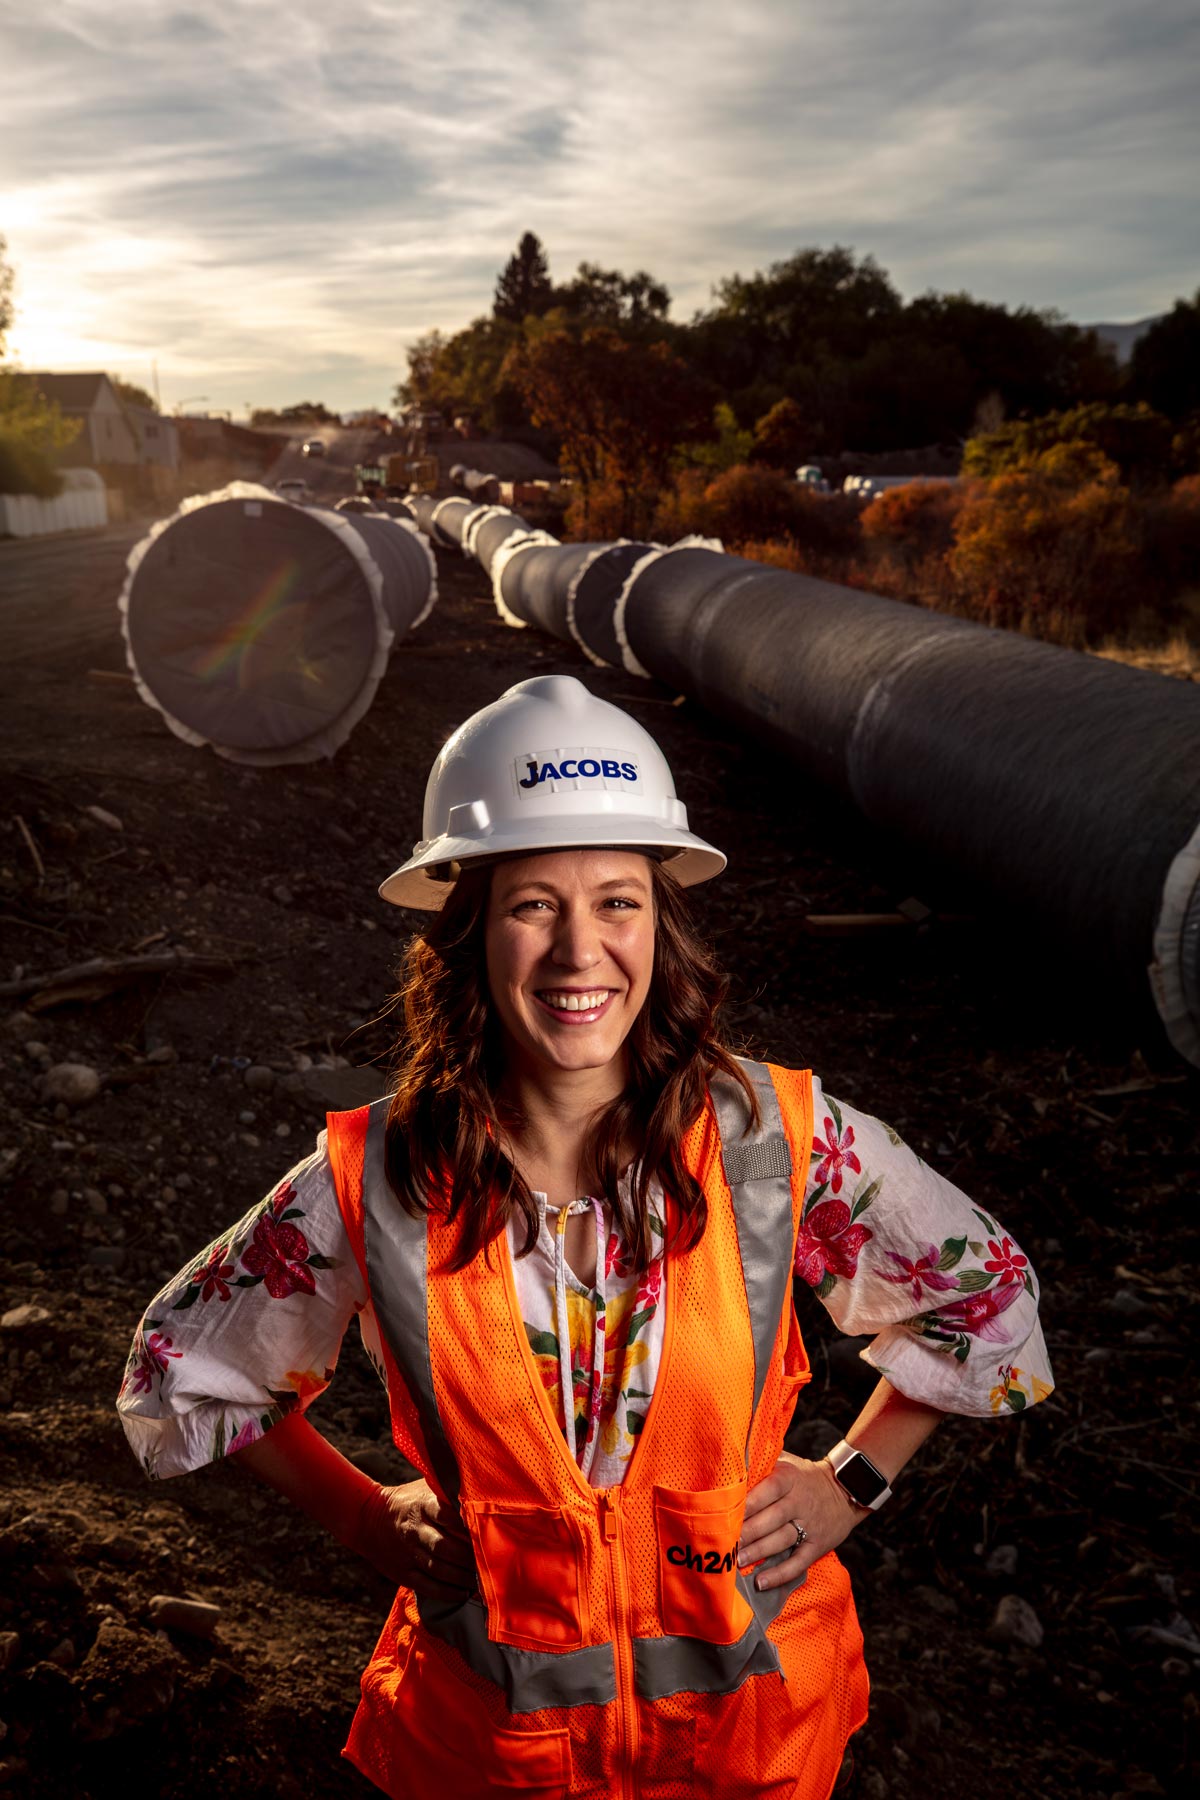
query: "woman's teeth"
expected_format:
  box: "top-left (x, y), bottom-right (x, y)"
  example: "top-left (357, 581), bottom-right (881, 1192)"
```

top-left (539, 991), bottom-right (610, 1012)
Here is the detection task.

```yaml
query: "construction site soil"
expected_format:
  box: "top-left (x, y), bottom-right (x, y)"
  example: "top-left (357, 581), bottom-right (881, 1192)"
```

top-left (0, 527), bottom-right (1195, 1800)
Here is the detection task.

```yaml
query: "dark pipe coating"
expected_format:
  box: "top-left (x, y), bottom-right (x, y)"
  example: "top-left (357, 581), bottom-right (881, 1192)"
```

top-left (568, 541), bottom-right (655, 668)
top-left (618, 546), bottom-right (1200, 1064)
top-left (498, 542), bottom-right (606, 640)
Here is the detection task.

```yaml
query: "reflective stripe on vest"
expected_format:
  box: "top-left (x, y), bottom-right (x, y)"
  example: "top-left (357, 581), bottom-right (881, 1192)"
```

top-left (713, 1059), bottom-right (802, 1639)
top-left (361, 1102), bottom-right (461, 1509)
top-left (355, 1057), bottom-right (801, 1711)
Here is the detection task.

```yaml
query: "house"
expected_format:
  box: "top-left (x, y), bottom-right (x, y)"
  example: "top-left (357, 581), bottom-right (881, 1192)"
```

top-left (28, 372), bottom-right (140, 467)
top-left (124, 403), bottom-right (180, 472)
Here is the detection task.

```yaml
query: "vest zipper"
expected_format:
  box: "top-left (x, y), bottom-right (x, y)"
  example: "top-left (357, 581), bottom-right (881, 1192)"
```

top-left (600, 1490), bottom-right (639, 1799)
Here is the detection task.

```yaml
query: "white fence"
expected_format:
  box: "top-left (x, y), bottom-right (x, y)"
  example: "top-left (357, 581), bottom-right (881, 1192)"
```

top-left (0, 469), bottom-right (108, 538)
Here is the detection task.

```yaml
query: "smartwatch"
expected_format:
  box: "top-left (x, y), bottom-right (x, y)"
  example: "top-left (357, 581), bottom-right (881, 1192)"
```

top-left (825, 1439), bottom-right (893, 1512)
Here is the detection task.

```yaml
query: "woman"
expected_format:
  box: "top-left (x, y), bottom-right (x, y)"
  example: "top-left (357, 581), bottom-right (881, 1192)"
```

top-left (119, 674), bottom-right (1053, 1799)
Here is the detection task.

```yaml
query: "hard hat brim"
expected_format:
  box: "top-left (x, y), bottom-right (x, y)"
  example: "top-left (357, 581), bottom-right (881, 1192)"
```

top-left (379, 820), bottom-right (727, 910)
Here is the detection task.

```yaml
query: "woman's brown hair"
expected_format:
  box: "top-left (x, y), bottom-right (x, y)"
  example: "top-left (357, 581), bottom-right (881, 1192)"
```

top-left (384, 857), bottom-right (758, 1273)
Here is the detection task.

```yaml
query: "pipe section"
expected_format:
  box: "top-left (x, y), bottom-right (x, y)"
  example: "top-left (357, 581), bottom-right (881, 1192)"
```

top-left (119, 482), bottom-right (436, 767)
top-left (616, 545), bottom-right (1200, 1065)
top-left (428, 495), bottom-right (478, 549)
top-left (566, 541), bottom-right (655, 668)
top-left (471, 508), bottom-right (539, 578)
top-left (497, 541), bottom-right (607, 640)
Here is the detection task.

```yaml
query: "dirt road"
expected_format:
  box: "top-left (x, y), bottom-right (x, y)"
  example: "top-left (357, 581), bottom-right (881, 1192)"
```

top-left (0, 519), bottom-right (1196, 1800)
top-left (0, 529), bottom-right (143, 671)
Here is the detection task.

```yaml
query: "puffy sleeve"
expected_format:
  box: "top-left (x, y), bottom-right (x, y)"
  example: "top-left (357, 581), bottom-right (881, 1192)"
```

top-left (795, 1078), bottom-right (1054, 1418)
top-left (116, 1134), bottom-right (369, 1479)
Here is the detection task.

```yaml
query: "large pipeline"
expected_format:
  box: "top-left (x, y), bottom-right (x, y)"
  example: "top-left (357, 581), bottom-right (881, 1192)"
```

top-left (409, 499), bottom-right (1200, 1065)
top-left (120, 482), bottom-right (436, 766)
top-left (616, 545), bottom-right (1200, 1066)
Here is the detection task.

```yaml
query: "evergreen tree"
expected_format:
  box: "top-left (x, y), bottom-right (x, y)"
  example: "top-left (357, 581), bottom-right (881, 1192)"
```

top-left (1130, 291), bottom-right (1200, 421)
top-left (493, 232), bottom-right (553, 322)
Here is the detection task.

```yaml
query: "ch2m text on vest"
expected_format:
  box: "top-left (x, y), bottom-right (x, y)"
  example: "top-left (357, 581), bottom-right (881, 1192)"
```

top-left (666, 1540), bottom-right (741, 1574)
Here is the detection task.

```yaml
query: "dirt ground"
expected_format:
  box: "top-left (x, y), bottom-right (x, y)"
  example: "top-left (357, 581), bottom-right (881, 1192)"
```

top-left (0, 519), bottom-right (1196, 1800)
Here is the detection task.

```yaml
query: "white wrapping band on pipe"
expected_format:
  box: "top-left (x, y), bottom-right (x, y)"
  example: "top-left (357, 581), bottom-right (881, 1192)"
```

top-left (1151, 818), bottom-right (1200, 1067)
top-left (566, 539), bottom-right (653, 670)
top-left (490, 530), bottom-right (561, 629)
top-left (612, 536), bottom-right (724, 678)
top-left (463, 503), bottom-right (514, 562)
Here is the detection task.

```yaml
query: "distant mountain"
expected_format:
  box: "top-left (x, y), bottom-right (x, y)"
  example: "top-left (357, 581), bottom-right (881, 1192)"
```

top-left (1084, 316), bottom-right (1162, 364)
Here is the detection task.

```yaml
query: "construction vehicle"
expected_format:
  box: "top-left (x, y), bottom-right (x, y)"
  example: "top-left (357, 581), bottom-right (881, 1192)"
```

top-left (383, 451), bottom-right (439, 495)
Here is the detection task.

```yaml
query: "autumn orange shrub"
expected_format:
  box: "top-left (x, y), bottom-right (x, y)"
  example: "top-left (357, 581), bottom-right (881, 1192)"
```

top-left (860, 480), bottom-right (964, 571)
top-left (564, 478), bottom-right (639, 541)
top-left (947, 448), bottom-right (1142, 639)
top-left (649, 469), bottom-right (709, 542)
top-left (653, 464), bottom-right (862, 565)
top-left (688, 464), bottom-right (806, 541)
top-left (1143, 476), bottom-right (1200, 595)
top-left (734, 538), bottom-right (813, 574)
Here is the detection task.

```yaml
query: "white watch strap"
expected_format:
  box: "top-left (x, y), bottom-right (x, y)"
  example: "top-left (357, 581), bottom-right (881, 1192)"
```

top-left (826, 1438), bottom-right (893, 1511)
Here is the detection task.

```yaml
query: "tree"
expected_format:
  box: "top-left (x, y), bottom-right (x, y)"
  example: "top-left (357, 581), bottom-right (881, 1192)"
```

top-left (700, 246), bottom-right (902, 378)
top-left (516, 327), bottom-right (706, 534)
top-left (393, 331), bottom-right (449, 413)
top-left (680, 402), bottom-right (753, 475)
top-left (901, 293), bottom-right (1119, 428)
top-left (750, 397), bottom-right (810, 468)
top-left (1129, 291), bottom-right (1200, 421)
top-left (493, 232), bottom-right (553, 323)
top-left (552, 262), bottom-right (670, 327)
top-left (395, 319), bottom-right (528, 432)
top-left (0, 235), bottom-right (13, 358)
top-left (112, 378), bottom-right (157, 411)
top-left (963, 402), bottom-right (1174, 489)
top-left (0, 243), bottom-right (81, 494)
top-left (0, 370), bottom-right (81, 496)
top-left (249, 400), bottom-right (339, 427)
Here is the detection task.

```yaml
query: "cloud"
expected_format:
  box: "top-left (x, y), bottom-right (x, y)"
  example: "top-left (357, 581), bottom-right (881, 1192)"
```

top-left (0, 0), bottom-right (1195, 410)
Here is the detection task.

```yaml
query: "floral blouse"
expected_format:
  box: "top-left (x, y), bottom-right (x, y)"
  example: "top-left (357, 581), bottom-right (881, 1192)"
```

top-left (117, 1078), bottom-right (1054, 1484)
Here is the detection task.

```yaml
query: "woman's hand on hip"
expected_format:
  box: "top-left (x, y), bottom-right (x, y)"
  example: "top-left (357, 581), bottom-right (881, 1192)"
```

top-left (353, 1478), bottom-right (477, 1600)
top-left (740, 1452), bottom-right (864, 1591)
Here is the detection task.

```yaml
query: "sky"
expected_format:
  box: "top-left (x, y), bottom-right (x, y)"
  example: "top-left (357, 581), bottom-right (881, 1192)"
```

top-left (1, 0), bottom-right (1196, 416)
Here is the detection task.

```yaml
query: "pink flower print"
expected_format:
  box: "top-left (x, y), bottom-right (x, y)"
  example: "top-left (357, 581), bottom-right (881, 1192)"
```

top-left (983, 1237), bottom-right (1029, 1286)
top-left (241, 1212), bottom-right (315, 1299)
top-left (812, 1117), bottom-right (862, 1195)
top-left (934, 1279), bottom-right (1024, 1341)
top-left (794, 1201), bottom-right (873, 1287)
top-left (227, 1416), bottom-right (263, 1455)
top-left (879, 1246), bottom-right (960, 1306)
top-left (605, 1230), bottom-right (634, 1282)
top-left (635, 1255), bottom-right (663, 1312)
top-left (269, 1179), bottom-right (298, 1216)
top-left (127, 1328), bottom-right (182, 1396)
top-left (196, 1243), bottom-right (235, 1303)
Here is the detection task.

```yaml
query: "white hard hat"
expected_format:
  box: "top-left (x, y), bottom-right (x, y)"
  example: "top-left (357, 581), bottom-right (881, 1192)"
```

top-left (380, 674), bottom-right (726, 909)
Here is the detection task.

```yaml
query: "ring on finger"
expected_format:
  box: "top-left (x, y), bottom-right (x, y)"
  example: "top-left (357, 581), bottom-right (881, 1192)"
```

top-left (789, 1520), bottom-right (808, 1549)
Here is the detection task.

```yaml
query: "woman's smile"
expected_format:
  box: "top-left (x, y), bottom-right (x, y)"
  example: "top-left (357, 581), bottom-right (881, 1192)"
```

top-left (534, 986), bottom-right (618, 1023)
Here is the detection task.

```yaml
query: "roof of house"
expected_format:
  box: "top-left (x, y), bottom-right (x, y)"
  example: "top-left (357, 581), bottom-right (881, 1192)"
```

top-left (27, 372), bottom-right (116, 411)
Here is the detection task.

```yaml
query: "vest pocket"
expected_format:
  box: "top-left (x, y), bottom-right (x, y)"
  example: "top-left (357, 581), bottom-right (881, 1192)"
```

top-left (362, 1625), bottom-right (573, 1799)
top-left (463, 1500), bottom-right (590, 1651)
top-left (654, 1482), bottom-right (755, 1645)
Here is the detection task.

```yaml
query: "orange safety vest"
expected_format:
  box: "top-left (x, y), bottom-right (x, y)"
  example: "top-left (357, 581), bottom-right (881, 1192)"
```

top-left (325, 1059), bottom-right (868, 1800)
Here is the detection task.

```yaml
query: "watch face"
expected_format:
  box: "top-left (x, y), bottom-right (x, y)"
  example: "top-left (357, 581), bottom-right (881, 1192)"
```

top-left (837, 1451), bottom-right (888, 1507)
